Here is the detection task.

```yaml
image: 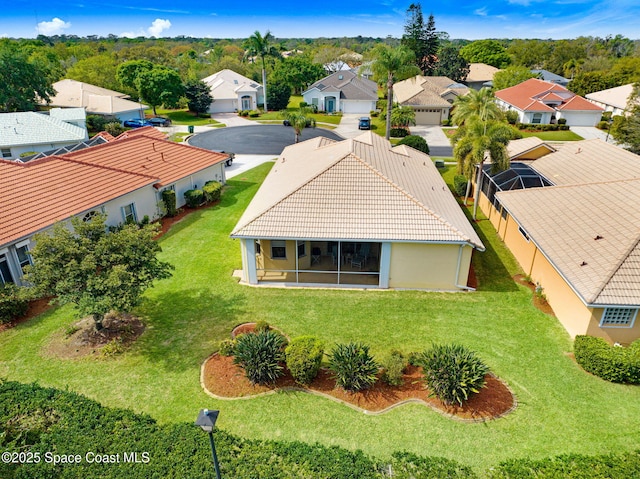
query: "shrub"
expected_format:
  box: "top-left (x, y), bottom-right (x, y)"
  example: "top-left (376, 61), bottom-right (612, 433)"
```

top-left (396, 135), bottom-right (430, 154)
top-left (380, 350), bottom-right (407, 386)
top-left (390, 127), bottom-right (410, 137)
top-left (418, 343), bottom-right (489, 406)
top-left (328, 342), bottom-right (378, 392)
top-left (202, 180), bottom-right (222, 203)
top-left (597, 120), bottom-right (610, 130)
top-left (104, 122), bottom-right (126, 137)
top-left (248, 110), bottom-right (261, 118)
top-left (161, 189), bottom-right (177, 217)
top-left (370, 110), bottom-right (379, 117)
top-left (299, 101), bottom-right (308, 108)
top-left (183, 189), bottom-right (204, 208)
top-left (254, 320), bottom-right (270, 332)
top-left (285, 336), bottom-right (325, 385)
top-left (218, 338), bottom-right (236, 356)
top-left (441, 118), bottom-right (451, 126)
top-left (389, 451), bottom-right (478, 479)
top-left (505, 110), bottom-right (519, 125)
top-left (233, 330), bottom-right (287, 385)
top-left (574, 335), bottom-right (640, 384)
top-left (0, 284), bottom-right (30, 324)
top-left (557, 118), bottom-right (567, 125)
top-left (453, 175), bottom-right (469, 197)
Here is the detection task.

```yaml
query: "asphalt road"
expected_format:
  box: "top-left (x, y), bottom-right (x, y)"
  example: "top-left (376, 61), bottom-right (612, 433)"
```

top-left (188, 125), bottom-right (344, 155)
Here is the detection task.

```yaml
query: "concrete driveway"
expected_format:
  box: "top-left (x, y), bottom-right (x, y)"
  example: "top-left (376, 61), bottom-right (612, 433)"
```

top-left (410, 125), bottom-right (453, 157)
top-left (570, 126), bottom-right (617, 143)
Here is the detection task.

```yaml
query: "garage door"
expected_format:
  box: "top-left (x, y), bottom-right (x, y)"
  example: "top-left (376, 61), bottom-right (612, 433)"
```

top-left (342, 101), bottom-right (374, 114)
top-left (414, 108), bottom-right (441, 125)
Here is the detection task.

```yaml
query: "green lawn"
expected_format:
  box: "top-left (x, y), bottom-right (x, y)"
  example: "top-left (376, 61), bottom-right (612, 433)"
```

top-left (2, 163), bottom-right (640, 473)
top-left (145, 108), bottom-right (224, 127)
top-left (519, 129), bottom-right (583, 141)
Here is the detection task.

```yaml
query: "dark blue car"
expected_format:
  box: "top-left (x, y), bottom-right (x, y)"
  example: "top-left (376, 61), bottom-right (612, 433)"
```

top-left (123, 119), bottom-right (153, 128)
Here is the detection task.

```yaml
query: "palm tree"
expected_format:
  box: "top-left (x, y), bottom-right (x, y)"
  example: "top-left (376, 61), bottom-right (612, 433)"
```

top-left (390, 105), bottom-right (416, 130)
top-left (370, 44), bottom-right (420, 140)
top-left (243, 30), bottom-right (281, 112)
top-left (451, 88), bottom-right (502, 126)
top-left (281, 108), bottom-right (316, 143)
top-left (451, 114), bottom-right (514, 219)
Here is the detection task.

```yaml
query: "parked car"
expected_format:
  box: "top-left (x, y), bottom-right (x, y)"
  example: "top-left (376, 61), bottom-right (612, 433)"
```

top-left (147, 117), bottom-right (172, 127)
top-left (123, 119), bottom-right (153, 128)
top-left (213, 150), bottom-right (235, 167)
top-left (358, 117), bottom-right (371, 130)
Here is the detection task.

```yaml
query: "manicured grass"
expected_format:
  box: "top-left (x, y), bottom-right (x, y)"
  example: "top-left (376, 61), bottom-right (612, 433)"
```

top-left (519, 129), bottom-right (583, 141)
top-left (145, 108), bottom-right (224, 127)
top-left (2, 163), bottom-right (640, 473)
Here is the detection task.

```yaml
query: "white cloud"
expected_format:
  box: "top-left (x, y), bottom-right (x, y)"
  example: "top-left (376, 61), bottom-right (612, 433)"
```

top-left (474, 8), bottom-right (488, 16)
top-left (36, 18), bottom-right (71, 36)
top-left (120, 18), bottom-right (171, 38)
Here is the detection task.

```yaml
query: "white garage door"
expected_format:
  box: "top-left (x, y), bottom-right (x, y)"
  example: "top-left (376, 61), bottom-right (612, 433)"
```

top-left (342, 101), bottom-right (374, 114)
top-left (414, 108), bottom-right (441, 125)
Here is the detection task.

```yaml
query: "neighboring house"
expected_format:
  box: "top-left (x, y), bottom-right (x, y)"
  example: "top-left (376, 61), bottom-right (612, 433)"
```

top-left (202, 69), bottom-right (264, 113)
top-left (494, 78), bottom-right (603, 126)
top-left (0, 109), bottom-right (88, 160)
top-left (46, 79), bottom-right (147, 123)
top-left (231, 132), bottom-right (484, 290)
top-left (0, 127), bottom-right (229, 286)
top-left (531, 69), bottom-right (570, 86)
top-left (477, 139), bottom-right (640, 344)
top-left (464, 63), bottom-right (500, 90)
top-left (586, 83), bottom-right (638, 117)
top-left (302, 70), bottom-right (378, 114)
top-left (393, 75), bottom-right (469, 125)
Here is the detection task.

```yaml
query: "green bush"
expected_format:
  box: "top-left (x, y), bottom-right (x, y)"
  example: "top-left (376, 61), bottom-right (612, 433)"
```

top-left (0, 284), bottom-right (30, 324)
top-left (254, 320), bottom-right (270, 332)
top-left (597, 120), bottom-right (610, 130)
top-left (505, 110), bottom-right (519, 125)
top-left (234, 330), bottom-right (287, 385)
top-left (161, 189), bottom-right (177, 217)
top-left (389, 451), bottom-right (478, 478)
top-left (380, 350), bottom-right (407, 386)
top-left (441, 118), bottom-right (451, 126)
top-left (248, 110), bottom-right (261, 118)
top-left (389, 127), bottom-right (410, 138)
top-left (328, 342), bottom-right (378, 392)
top-left (396, 135), bottom-right (430, 154)
top-left (418, 343), bottom-right (489, 406)
top-left (202, 180), bottom-right (222, 203)
top-left (183, 189), bottom-right (204, 208)
top-left (574, 335), bottom-right (640, 384)
top-left (557, 118), bottom-right (567, 125)
top-left (453, 175), bottom-right (469, 197)
top-left (218, 338), bottom-right (236, 356)
top-left (285, 336), bottom-right (325, 385)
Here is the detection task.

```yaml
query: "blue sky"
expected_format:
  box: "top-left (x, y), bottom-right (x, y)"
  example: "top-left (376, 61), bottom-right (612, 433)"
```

top-left (2, 0), bottom-right (639, 40)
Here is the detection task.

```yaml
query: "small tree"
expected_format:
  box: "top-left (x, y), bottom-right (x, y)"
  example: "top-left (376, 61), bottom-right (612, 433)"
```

top-left (391, 105), bottom-right (416, 129)
top-left (26, 214), bottom-right (173, 331)
top-left (328, 342), bottom-right (378, 392)
top-left (281, 107), bottom-right (316, 143)
top-left (136, 66), bottom-right (184, 115)
top-left (184, 79), bottom-right (213, 116)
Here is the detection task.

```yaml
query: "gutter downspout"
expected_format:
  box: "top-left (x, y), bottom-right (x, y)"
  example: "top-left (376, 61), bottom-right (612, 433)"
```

top-left (455, 244), bottom-right (476, 291)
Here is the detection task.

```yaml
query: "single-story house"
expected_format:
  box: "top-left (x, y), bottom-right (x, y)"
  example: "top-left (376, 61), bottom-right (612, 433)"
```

top-left (46, 79), bottom-right (147, 123)
top-left (0, 109), bottom-right (88, 160)
top-left (202, 69), bottom-right (263, 113)
top-left (477, 138), bottom-right (640, 344)
top-left (393, 75), bottom-right (469, 125)
top-left (495, 78), bottom-right (603, 126)
top-left (464, 63), bottom-right (500, 90)
top-left (302, 70), bottom-right (378, 114)
top-left (231, 131), bottom-right (484, 290)
top-left (586, 83), bottom-right (638, 117)
top-left (0, 127), bottom-right (229, 286)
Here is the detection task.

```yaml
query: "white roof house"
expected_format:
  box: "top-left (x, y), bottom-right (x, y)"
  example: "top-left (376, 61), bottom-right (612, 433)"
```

top-left (302, 70), bottom-right (378, 115)
top-left (202, 69), bottom-right (264, 113)
top-left (47, 79), bottom-right (147, 123)
top-left (0, 110), bottom-right (88, 160)
top-left (586, 83), bottom-right (638, 117)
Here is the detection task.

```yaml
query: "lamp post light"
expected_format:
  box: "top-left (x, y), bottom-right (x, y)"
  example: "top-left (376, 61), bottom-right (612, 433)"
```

top-left (195, 409), bottom-right (222, 479)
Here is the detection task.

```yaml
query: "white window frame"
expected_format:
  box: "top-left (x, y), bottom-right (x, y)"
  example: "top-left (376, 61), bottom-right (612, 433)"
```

top-left (270, 240), bottom-right (286, 259)
top-left (15, 242), bottom-right (32, 272)
top-left (532, 113), bottom-right (542, 124)
top-left (122, 203), bottom-right (138, 224)
top-left (0, 251), bottom-right (14, 285)
top-left (1, 148), bottom-right (11, 158)
top-left (599, 308), bottom-right (638, 328)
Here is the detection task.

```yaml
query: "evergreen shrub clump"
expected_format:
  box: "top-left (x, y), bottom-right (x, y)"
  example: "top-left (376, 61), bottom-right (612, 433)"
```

top-left (233, 330), bottom-right (287, 385)
top-left (574, 335), bottom-right (640, 384)
top-left (285, 336), bottom-right (325, 385)
top-left (328, 342), bottom-right (378, 392)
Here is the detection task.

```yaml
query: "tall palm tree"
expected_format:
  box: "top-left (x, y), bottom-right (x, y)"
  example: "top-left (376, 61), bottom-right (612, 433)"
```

top-left (281, 108), bottom-right (316, 143)
top-left (451, 114), bottom-right (514, 219)
top-left (370, 44), bottom-right (420, 140)
top-left (243, 30), bottom-right (281, 112)
top-left (451, 88), bottom-right (502, 126)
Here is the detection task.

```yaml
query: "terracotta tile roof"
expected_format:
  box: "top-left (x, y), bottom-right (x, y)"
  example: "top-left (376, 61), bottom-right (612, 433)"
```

top-left (495, 78), bottom-right (603, 112)
top-left (231, 132), bottom-right (483, 249)
top-left (0, 157), bottom-right (156, 245)
top-left (64, 131), bottom-right (228, 188)
top-left (115, 126), bottom-right (167, 141)
top-left (497, 179), bottom-right (640, 306)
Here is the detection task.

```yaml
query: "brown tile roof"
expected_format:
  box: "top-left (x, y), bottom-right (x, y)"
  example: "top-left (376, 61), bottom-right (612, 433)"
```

top-left (394, 75), bottom-right (468, 107)
top-left (497, 179), bottom-right (640, 306)
top-left (231, 132), bottom-right (483, 249)
top-left (115, 126), bottom-right (167, 141)
top-left (0, 157), bottom-right (156, 245)
top-left (495, 78), bottom-right (603, 112)
top-left (64, 131), bottom-right (228, 188)
top-left (465, 63), bottom-right (500, 83)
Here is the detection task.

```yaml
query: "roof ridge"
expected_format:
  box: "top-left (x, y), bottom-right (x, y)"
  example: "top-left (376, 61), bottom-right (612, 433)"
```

top-left (55, 155), bottom-right (159, 181)
top-left (591, 231), bottom-right (640, 304)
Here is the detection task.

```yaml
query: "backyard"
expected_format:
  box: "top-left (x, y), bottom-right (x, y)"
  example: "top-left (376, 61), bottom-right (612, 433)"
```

top-left (1, 163), bottom-right (640, 472)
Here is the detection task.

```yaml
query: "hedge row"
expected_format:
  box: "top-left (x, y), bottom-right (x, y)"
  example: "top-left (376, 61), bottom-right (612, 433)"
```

top-left (183, 181), bottom-right (222, 209)
top-left (574, 335), bottom-right (640, 383)
top-left (516, 123), bottom-right (570, 131)
top-left (0, 284), bottom-right (30, 324)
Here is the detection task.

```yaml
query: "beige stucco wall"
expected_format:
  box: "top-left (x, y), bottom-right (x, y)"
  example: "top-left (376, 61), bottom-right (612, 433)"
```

top-left (257, 240), bottom-right (311, 271)
top-left (388, 242), bottom-right (472, 290)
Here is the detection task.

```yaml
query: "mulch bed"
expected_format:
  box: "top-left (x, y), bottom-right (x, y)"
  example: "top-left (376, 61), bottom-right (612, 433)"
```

top-left (0, 296), bottom-right (53, 333)
top-left (514, 274), bottom-right (555, 316)
top-left (202, 324), bottom-right (516, 421)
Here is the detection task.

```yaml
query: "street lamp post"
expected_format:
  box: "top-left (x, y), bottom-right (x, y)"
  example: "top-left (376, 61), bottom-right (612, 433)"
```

top-left (195, 409), bottom-right (222, 479)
